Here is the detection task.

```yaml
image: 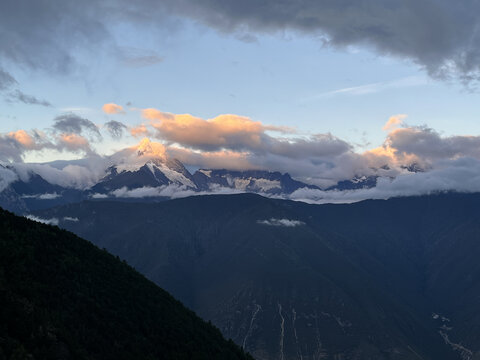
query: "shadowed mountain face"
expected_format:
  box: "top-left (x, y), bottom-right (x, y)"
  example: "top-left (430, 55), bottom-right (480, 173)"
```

top-left (0, 207), bottom-right (253, 360)
top-left (36, 192), bottom-right (480, 360)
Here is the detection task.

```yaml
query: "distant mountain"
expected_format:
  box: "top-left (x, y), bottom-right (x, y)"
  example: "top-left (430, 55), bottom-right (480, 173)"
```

top-left (192, 169), bottom-right (319, 194)
top-left (91, 158), bottom-right (196, 193)
top-left (0, 158), bottom-right (319, 213)
top-left (0, 165), bottom-right (84, 213)
top-left (36, 192), bottom-right (480, 360)
top-left (0, 207), bottom-right (253, 360)
top-left (326, 175), bottom-right (378, 191)
top-left (0, 153), bottom-right (428, 214)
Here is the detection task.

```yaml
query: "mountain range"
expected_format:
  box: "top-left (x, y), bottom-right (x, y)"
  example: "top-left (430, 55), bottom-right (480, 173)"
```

top-left (34, 192), bottom-right (480, 360)
top-left (0, 157), bottom-right (325, 214)
top-left (0, 148), bottom-right (422, 215)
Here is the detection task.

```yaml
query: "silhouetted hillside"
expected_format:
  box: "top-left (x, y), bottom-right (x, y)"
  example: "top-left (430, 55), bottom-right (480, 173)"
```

top-left (0, 207), bottom-right (253, 360)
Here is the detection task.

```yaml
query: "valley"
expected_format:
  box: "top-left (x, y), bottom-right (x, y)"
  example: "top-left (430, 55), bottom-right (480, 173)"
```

top-left (33, 192), bottom-right (480, 359)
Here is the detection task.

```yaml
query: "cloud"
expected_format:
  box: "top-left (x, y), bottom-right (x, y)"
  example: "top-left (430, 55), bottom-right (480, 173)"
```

top-left (383, 114), bottom-right (407, 131)
top-left (0, 136), bottom-right (30, 162)
top-left (0, 165), bottom-right (18, 192)
top-left (117, 47), bottom-right (164, 67)
top-left (170, 0), bottom-right (480, 84)
top-left (91, 193), bottom-right (108, 199)
top-left (110, 185), bottom-right (197, 199)
top-left (4, 109), bottom-right (480, 203)
top-left (156, 112), bottom-right (480, 189)
top-left (57, 133), bottom-right (93, 154)
top-left (1, 1), bottom-right (480, 85)
top-left (135, 137), bottom-right (167, 159)
top-left (0, 122), bottom-right (99, 162)
top-left (388, 127), bottom-right (480, 161)
top-left (53, 114), bottom-right (101, 139)
top-left (102, 103), bottom-right (125, 115)
top-left (0, 67), bottom-right (51, 107)
top-left (135, 109), bottom-right (358, 185)
top-left (49, 114), bottom-right (100, 155)
top-left (6, 89), bottom-right (52, 107)
top-left (37, 193), bottom-right (60, 200)
top-left (308, 77), bottom-right (428, 100)
top-left (0, 113), bottom-right (119, 163)
top-left (257, 218), bottom-right (305, 227)
top-left (288, 157), bottom-right (480, 204)
top-left (166, 146), bottom-right (254, 171)
top-left (106, 183), bottom-right (243, 199)
top-left (0, 130), bottom-right (54, 162)
top-left (24, 215), bottom-right (59, 226)
top-left (142, 109), bottom-right (279, 151)
top-left (365, 124), bottom-right (480, 169)
top-left (11, 158), bottom-right (110, 190)
top-left (0, 67), bottom-right (17, 90)
top-left (105, 120), bottom-right (127, 139)
top-left (0, 1), bottom-right (112, 74)
top-left (130, 124), bottom-right (152, 138)
top-left (21, 192), bottom-right (60, 200)
top-left (142, 108), bottom-right (350, 157)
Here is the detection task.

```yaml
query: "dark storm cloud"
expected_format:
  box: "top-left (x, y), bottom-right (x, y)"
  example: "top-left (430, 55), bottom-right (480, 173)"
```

top-left (0, 0), bottom-right (112, 73)
top-left (2, 0), bottom-right (480, 83)
top-left (53, 114), bottom-right (101, 140)
top-left (105, 120), bottom-right (127, 139)
top-left (169, 0), bottom-right (480, 83)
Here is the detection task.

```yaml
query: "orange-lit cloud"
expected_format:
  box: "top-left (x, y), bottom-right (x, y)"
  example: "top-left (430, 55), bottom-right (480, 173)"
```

top-left (130, 124), bottom-right (152, 138)
top-left (136, 138), bottom-right (167, 159)
top-left (167, 146), bottom-right (254, 170)
top-left (102, 103), bottom-right (125, 114)
top-left (57, 133), bottom-right (92, 153)
top-left (382, 114), bottom-right (407, 131)
top-left (141, 108), bottom-right (290, 151)
top-left (8, 130), bottom-right (36, 149)
top-left (6, 111), bottom-right (480, 193)
top-left (137, 108), bottom-right (353, 170)
top-left (0, 129), bottom-right (55, 162)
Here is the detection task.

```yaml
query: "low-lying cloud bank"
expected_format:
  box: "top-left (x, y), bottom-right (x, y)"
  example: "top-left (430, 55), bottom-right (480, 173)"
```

top-left (288, 157), bottom-right (480, 204)
top-left (257, 218), bottom-right (305, 227)
top-left (94, 184), bottom-right (244, 200)
top-left (25, 215), bottom-right (59, 226)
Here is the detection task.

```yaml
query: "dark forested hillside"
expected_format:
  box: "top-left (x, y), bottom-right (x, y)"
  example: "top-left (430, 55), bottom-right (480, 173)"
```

top-left (36, 192), bottom-right (480, 360)
top-left (0, 208), bottom-right (253, 360)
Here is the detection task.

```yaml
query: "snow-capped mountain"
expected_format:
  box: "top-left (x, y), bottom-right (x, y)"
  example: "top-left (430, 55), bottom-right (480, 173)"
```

top-left (192, 169), bottom-right (318, 194)
top-left (326, 175), bottom-right (379, 191)
top-left (0, 157), bottom-right (319, 213)
top-left (0, 142), bottom-right (427, 214)
top-left (0, 164), bottom-right (84, 213)
top-left (91, 158), bottom-right (196, 193)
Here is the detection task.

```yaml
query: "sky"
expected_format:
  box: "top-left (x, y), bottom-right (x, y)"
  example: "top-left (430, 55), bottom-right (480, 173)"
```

top-left (2, 0), bottom-right (480, 195)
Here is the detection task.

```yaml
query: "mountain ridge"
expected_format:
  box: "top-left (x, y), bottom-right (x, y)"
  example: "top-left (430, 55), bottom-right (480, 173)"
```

top-left (0, 159), bottom-right (322, 213)
top-left (0, 205), bottom-right (253, 360)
